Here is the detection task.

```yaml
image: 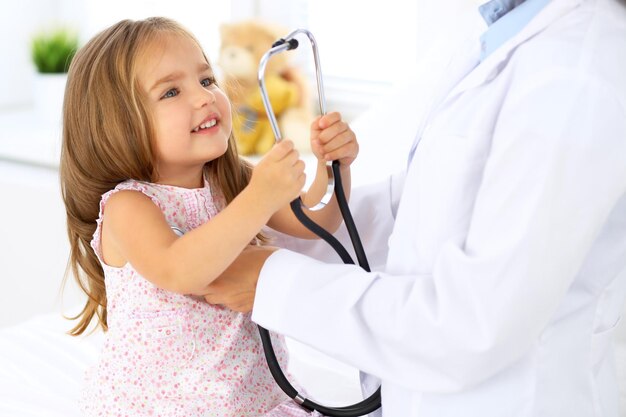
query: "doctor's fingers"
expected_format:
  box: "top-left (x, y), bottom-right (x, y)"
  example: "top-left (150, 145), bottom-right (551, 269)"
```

top-left (204, 291), bottom-right (255, 313)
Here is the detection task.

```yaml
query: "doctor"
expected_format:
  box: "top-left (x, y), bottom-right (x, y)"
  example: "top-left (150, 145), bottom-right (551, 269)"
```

top-left (205, 0), bottom-right (626, 415)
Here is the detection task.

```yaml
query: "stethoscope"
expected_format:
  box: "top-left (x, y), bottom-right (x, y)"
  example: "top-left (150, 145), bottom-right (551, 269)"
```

top-left (257, 28), bottom-right (381, 417)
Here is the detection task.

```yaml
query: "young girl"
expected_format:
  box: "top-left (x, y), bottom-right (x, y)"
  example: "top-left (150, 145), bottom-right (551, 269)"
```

top-left (61, 17), bottom-right (358, 417)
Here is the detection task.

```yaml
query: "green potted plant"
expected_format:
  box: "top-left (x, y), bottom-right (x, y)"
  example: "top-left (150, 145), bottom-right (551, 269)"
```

top-left (30, 27), bottom-right (78, 124)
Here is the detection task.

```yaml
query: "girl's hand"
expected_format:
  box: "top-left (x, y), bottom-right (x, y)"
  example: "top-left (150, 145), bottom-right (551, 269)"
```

top-left (310, 112), bottom-right (359, 167)
top-left (249, 139), bottom-right (305, 214)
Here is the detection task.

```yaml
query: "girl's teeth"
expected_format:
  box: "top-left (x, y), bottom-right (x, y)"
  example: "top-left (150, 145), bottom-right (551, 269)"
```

top-left (194, 119), bottom-right (217, 132)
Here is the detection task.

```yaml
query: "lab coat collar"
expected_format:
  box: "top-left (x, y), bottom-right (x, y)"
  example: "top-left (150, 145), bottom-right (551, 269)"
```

top-left (443, 0), bottom-right (584, 105)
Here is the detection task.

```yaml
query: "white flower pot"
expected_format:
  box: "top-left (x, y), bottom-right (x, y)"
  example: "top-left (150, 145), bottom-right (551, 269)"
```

top-left (33, 73), bottom-right (67, 126)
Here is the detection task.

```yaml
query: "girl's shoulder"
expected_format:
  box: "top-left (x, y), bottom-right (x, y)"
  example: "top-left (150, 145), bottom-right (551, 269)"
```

top-left (103, 179), bottom-right (165, 211)
top-left (91, 180), bottom-right (166, 263)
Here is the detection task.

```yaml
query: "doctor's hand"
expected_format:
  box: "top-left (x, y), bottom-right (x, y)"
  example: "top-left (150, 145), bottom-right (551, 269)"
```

top-left (310, 112), bottom-right (359, 167)
top-left (203, 245), bottom-right (278, 313)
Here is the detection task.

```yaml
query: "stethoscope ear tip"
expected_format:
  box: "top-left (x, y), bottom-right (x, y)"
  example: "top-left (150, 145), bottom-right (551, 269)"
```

top-left (287, 38), bottom-right (299, 50)
top-left (271, 38), bottom-right (299, 50)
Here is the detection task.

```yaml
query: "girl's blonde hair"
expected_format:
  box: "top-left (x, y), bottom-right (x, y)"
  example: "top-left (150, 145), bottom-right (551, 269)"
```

top-left (61, 17), bottom-right (255, 335)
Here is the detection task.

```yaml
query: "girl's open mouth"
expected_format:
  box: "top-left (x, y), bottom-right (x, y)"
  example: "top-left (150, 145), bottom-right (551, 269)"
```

top-left (191, 115), bottom-right (219, 133)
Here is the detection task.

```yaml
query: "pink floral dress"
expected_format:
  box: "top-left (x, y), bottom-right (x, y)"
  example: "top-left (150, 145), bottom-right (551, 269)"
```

top-left (80, 178), bottom-right (322, 417)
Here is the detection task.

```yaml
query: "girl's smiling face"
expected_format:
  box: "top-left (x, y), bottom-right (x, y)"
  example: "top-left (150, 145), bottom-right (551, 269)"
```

top-left (138, 33), bottom-right (232, 187)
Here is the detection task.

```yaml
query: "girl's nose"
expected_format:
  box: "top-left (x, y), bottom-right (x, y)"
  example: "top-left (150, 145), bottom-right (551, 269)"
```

top-left (194, 86), bottom-right (216, 108)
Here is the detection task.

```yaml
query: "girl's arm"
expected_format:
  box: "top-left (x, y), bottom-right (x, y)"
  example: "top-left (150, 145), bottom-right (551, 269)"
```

top-left (101, 140), bottom-right (304, 296)
top-left (267, 112), bottom-right (358, 239)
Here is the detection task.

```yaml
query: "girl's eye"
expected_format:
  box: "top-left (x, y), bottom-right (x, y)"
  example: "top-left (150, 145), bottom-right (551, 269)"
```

top-left (201, 77), bottom-right (216, 88)
top-left (161, 88), bottom-right (179, 99)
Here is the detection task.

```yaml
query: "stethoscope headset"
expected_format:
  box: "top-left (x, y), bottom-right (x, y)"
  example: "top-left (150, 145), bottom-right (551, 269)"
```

top-left (256, 28), bottom-right (381, 417)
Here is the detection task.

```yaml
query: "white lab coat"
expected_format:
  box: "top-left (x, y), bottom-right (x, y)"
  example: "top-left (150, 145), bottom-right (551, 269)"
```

top-left (252, 0), bottom-right (626, 415)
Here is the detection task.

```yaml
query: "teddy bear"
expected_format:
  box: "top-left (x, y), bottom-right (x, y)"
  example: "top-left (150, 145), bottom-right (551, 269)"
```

top-left (218, 19), bottom-right (313, 155)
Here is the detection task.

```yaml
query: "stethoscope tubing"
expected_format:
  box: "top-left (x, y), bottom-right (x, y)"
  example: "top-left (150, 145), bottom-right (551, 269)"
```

top-left (256, 29), bottom-right (381, 417)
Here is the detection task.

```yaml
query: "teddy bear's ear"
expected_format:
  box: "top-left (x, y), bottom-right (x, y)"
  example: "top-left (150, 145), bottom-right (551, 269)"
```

top-left (260, 20), bottom-right (289, 41)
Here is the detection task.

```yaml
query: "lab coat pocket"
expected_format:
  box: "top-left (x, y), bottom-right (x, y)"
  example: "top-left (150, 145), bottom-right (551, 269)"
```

top-left (590, 315), bottom-right (622, 373)
top-left (399, 130), bottom-right (491, 271)
top-left (415, 129), bottom-right (490, 206)
top-left (415, 131), bottom-right (489, 228)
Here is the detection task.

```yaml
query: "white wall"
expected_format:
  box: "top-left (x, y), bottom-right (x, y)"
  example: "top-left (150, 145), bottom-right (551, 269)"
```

top-left (0, 161), bottom-right (83, 328)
